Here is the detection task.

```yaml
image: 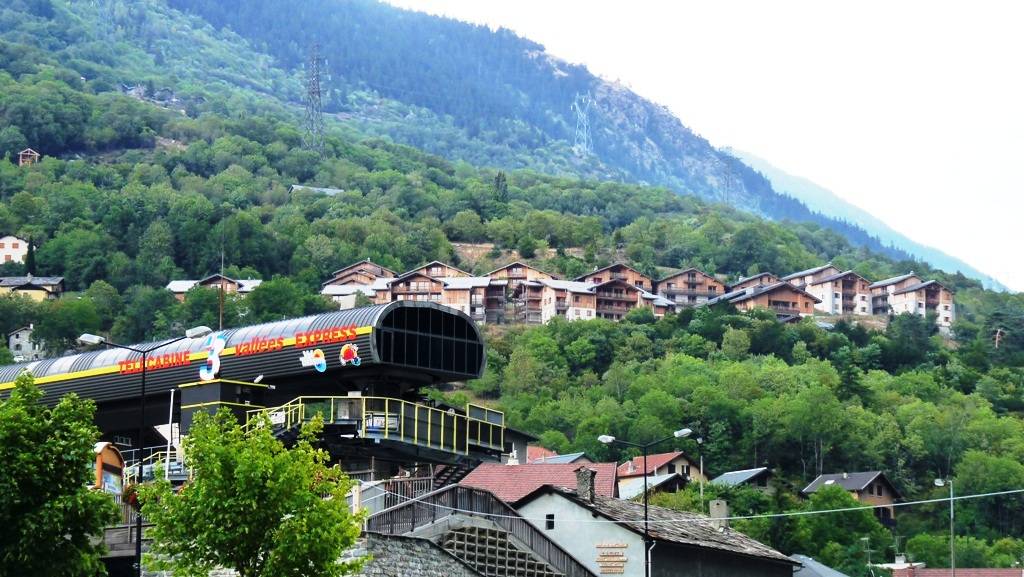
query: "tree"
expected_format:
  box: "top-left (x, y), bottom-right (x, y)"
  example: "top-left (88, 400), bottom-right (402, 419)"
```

top-left (23, 236), bottom-right (35, 275)
top-left (0, 373), bottom-right (117, 577)
top-left (139, 410), bottom-right (364, 577)
top-left (721, 327), bottom-right (751, 361)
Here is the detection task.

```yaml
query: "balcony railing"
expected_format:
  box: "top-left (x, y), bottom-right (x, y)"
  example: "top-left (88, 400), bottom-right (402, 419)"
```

top-left (660, 288), bottom-right (718, 297)
top-left (246, 396), bottom-right (504, 456)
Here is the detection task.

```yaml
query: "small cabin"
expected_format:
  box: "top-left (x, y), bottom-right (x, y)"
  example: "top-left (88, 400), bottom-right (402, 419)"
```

top-left (18, 148), bottom-right (40, 167)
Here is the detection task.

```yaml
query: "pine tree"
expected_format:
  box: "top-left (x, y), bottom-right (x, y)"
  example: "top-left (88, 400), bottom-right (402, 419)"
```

top-left (24, 237), bottom-right (35, 275)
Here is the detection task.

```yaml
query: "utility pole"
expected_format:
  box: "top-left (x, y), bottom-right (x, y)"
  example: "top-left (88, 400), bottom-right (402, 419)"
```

top-left (303, 43), bottom-right (326, 158)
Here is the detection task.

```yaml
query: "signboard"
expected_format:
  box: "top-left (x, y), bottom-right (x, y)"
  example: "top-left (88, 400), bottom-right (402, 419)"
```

top-left (365, 413), bottom-right (399, 431)
top-left (596, 543), bottom-right (629, 575)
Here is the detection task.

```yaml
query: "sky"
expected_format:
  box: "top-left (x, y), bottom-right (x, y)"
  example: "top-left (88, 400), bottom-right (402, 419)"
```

top-left (385, 0), bottom-right (1024, 291)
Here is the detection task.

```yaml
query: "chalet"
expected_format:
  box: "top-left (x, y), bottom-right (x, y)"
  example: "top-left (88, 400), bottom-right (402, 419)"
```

top-left (729, 272), bottom-right (779, 292)
top-left (321, 259), bottom-right (397, 287)
top-left (17, 148), bottom-right (40, 167)
top-left (594, 279), bottom-right (646, 321)
top-left (617, 450), bottom-right (706, 483)
top-left (537, 279), bottom-right (597, 323)
top-left (576, 262), bottom-right (654, 292)
top-left (800, 270), bottom-right (872, 316)
top-left (781, 263), bottom-right (842, 288)
top-left (165, 274), bottom-right (262, 302)
top-left (516, 468), bottom-right (796, 577)
top-left (709, 281), bottom-right (820, 318)
top-left (8, 324), bottom-right (45, 362)
top-left (435, 276), bottom-right (491, 322)
top-left (486, 261), bottom-right (556, 323)
top-left (801, 471), bottom-right (901, 524)
top-left (869, 273), bottom-right (955, 329)
top-left (486, 261), bottom-right (557, 285)
top-left (459, 462), bottom-right (618, 504)
top-left (656, 267), bottom-right (726, 308)
top-left (0, 235), bottom-right (30, 264)
top-left (0, 275), bottom-right (64, 301)
top-left (711, 467), bottom-right (774, 493)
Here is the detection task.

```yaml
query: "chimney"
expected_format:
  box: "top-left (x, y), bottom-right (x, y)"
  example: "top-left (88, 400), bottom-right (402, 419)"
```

top-left (576, 467), bottom-right (597, 503)
top-left (709, 499), bottom-right (729, 530)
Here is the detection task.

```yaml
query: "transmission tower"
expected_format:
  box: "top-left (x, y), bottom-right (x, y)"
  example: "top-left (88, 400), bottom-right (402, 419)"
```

top-left (303, 43), bottom-right (326, 157)
top-left (571, 92), bottom-right (593, 156)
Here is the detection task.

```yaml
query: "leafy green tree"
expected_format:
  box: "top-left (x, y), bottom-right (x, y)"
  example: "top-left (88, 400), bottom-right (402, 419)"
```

top-left (33, 297), bottom-right (101, 353)
top-left (139, 411), bottom-right (364, 577)
top-left (0, 373), bottom-right (118, 577)
top-left (721, 327), bottom-right (751, 361)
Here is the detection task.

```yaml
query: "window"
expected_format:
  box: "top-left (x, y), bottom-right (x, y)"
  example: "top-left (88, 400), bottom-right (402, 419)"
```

top-left (861, 295), bottom-right (867, 301)
top-left (834, 292), bottom-right (840, 299)
top-left (709, 286), bottom-right (716, 293)
top-left (586, 310), bottom-right (592, 317)
top-left (0, 243), bottom-right (4, 248)
top-left (635, 281), bottom-right (644, 288)
top-left (14, 344), bottom-right (20, 351)
top-left (667, 463), bottom-right (676, 474)
top-left (545, 514), bottom-right (555, 530)
top-left (11, 243), bottom-right (18, 249)
top-left (683, 465), bottom-right (691, 475)
top-left (944, 305), bottom-right (950, 310)
top-left (3, 255), bottom-right (9, 263)
top-left (860, 307), bottom-right (867, 312)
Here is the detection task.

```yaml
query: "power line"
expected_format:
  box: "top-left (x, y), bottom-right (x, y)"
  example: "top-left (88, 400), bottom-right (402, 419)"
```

top-left (366, 485), bottom-right (1024, 525)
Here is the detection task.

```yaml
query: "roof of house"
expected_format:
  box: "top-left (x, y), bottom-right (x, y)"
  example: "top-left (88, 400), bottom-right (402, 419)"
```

top-left (728, 272), bottom-right (777, 289)
top-left (801, 471), bottom-right (901, 498)
top-left (529, 451), bottom-right (589, 464)
top-left (19, 148), bottom-right (39, 156)
top-left (657, 267), bottom-right (717, 283)
top-left (167, 276), bottom-right (263, 294)
top-left (893, 279), bottom-right (952, 295)
top-left (0, 276), bottom-right (63, 288)
top-left (526, 445), bottom-right (558, 463)
top-left (328, 258), bottom-right (398, 278)
top-left (617, 451), bottom-right (693, 478)
top-left (617, 472), bottom-right (686, 500)
top-left (791, 554), bottom-right (852, 577)
top-left (320, 284), bottom-right (377, 297)
top-left (484, 261), bottom-right (557, 278)
top-left (711, 467), bottom-right (770, 487)
top-left (574, 262), bottom-right (649, 282)
top-left (810, 270), bottom-right (868, 285)
top-left (536, 279), bottom-right (596, 294)
top-left (709, 281), bottom-right (822, 306)
top-left (409, 260), bottom-right (472, 277)
top-left (440, 276), bottom-right (492, 289)
top-left (782, 264), bottom-right (836, 282)
top-left (460, 462), bottom-right (617, 504)
top-left (519, 487), bottom-right (795, 565)
top-left (868, 272), bottom-right (920, 289)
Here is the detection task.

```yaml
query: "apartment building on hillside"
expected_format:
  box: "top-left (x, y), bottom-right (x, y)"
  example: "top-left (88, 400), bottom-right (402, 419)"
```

top-left (782, 265), bottom-right (873, 316)
top-left (729, 272), bottom-right (779, 292)
top-left (709, 281), bottom-right (821, 319)
top-left (165, 274), bottom-right (262, 302)
top-left (576, 262), bottom-right (654, 292)
top-left (0, 235), bottom-right (30, 264)
top-left (321, 259), bottom-right (397, 288)
top-left (657, 267), bottom-right (726, 308)
top-left (869, 272), bottom-right (955, 329)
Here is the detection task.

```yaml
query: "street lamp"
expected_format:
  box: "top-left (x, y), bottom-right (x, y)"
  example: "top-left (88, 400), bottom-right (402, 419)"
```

top-left (78, 326), bottom-right (212, 577)
top-left (935, 478), bottom-right (955, 577)
top-left (599, 427), bottom-right (692, 577)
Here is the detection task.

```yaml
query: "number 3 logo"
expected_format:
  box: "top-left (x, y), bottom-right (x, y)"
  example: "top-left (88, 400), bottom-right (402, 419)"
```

top-left (199, 335), bottom-right (227, 381)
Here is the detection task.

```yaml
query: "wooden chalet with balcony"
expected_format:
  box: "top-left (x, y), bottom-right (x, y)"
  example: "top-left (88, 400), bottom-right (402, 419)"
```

top-left (576, 262), bottom-right (654, 292)
top-left (709, 281), bottom-right (820, 318)
top-left (729, 272), bottom-right (780, 292)
top-left (656, 267), bottom-right (726, 308)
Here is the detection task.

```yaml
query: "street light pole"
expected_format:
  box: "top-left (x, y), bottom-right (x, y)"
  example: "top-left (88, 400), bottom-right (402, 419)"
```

top-left (599, 428), bottom-right (692, 577)
top-left (935, 477), bottom-right (955, 577)
top-left (79, 326), bottom-right (211, 577)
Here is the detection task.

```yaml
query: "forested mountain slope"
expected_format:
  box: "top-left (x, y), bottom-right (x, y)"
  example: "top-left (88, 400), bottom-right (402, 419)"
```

top-left (730, 148), bottom-right (1007, 291)
top-left (157, 0), bottom-right (919, 261)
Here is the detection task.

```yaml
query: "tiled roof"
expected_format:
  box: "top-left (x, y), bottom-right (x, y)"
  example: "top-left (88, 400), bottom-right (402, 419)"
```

top-left (791, 554), bottom-right (852, 577)
top-left (710, 281), bottom-right (822, 305)
top-left (711, 467), bottom-right (769, 487)
top-left (574, 262), bottom-right (647, 282)
top-left (868, 272), bottom-right (919, 289)
top-left (657, 267), bottom-right (715, 283)
top-left (460, 462), bottom-right (617, 504)
top-left (536, 279), bottom-right (595, 294)
top-left (728, 272), bottom-right (777, 289)
top-left (440, 276), bottom-right (492, 289)
top-left (617, 451), bottom-right (691, 478)
top-left (484, 261), bottom-right (557, 278)
top-left (524, 488), bottom-right (794, 565)
top-left (526, 445), bottom-right (558, 463)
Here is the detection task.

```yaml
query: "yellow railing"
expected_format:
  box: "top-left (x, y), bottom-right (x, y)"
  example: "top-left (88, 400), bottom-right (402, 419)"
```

top-left (246, 396), bottom-right (504, 456)
top-left (125, 450), bottom-right (179, 484)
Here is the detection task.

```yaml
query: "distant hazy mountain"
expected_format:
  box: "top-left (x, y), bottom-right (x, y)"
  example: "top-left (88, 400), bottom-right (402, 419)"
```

top-left (728, 148), bottom-right (1007, 291)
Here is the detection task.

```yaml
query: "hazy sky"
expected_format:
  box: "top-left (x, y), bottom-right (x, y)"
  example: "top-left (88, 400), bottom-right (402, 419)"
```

top-left (386, 0), bottom-right (1023, 291)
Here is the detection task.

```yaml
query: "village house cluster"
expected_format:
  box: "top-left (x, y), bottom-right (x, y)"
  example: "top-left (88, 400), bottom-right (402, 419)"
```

top-left (298, 258), bottom-right (955, 329)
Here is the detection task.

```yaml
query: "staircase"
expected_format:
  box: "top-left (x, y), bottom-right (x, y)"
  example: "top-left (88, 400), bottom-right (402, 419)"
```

top-left (434, 462), bottom-right (474, 487)
top-left (443, 526), bottom-right (562, 577)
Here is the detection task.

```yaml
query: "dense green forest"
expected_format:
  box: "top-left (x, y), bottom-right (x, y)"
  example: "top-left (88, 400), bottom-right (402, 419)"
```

top-left (3, 2), bottom-right (1024, 575)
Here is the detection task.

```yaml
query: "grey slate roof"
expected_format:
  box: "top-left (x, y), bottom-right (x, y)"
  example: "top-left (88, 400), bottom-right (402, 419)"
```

top-left (529, 451), bottom-right (589, 464)
top-left (531, 488), bottom-right (795, 565)
top-left (782, 263), bottom-right (835, 281)
top-left (0, 276), bottom-right (63, 288)
top-left (893, 279), bottom-right (950, 295)
top-left (812, 270), bottom-right (866, 285)
top-left (868, 272), bottom-right (919, 289)
top-left (711, 467), bottom-right (769, 487)
top-left (801, 471), bottom-right (900, 498)
top-left (708, 281), bottom-right (822, 306)
top-left (791, 554), bottom-right (852, 577)
top-left (617, 472), bottom-right (685, 500)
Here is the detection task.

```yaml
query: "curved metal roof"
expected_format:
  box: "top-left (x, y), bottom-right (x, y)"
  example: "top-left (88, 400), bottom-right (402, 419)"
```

top-left (0, 302), bottom-right (485, 400)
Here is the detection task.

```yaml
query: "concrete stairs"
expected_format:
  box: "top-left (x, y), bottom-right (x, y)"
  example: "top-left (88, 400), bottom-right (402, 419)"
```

top-left (441, 526), bottom-right (563, 577)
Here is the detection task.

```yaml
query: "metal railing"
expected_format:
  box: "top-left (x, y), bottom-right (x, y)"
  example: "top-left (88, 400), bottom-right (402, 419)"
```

top-left (367, 485), bottom-right (595, 577)
top-left (246, 396), bottom-right (504, 456)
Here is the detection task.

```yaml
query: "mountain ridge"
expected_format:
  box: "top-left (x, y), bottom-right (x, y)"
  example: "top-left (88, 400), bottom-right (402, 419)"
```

top-left (728, 148), bottom-right (1008, 291)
